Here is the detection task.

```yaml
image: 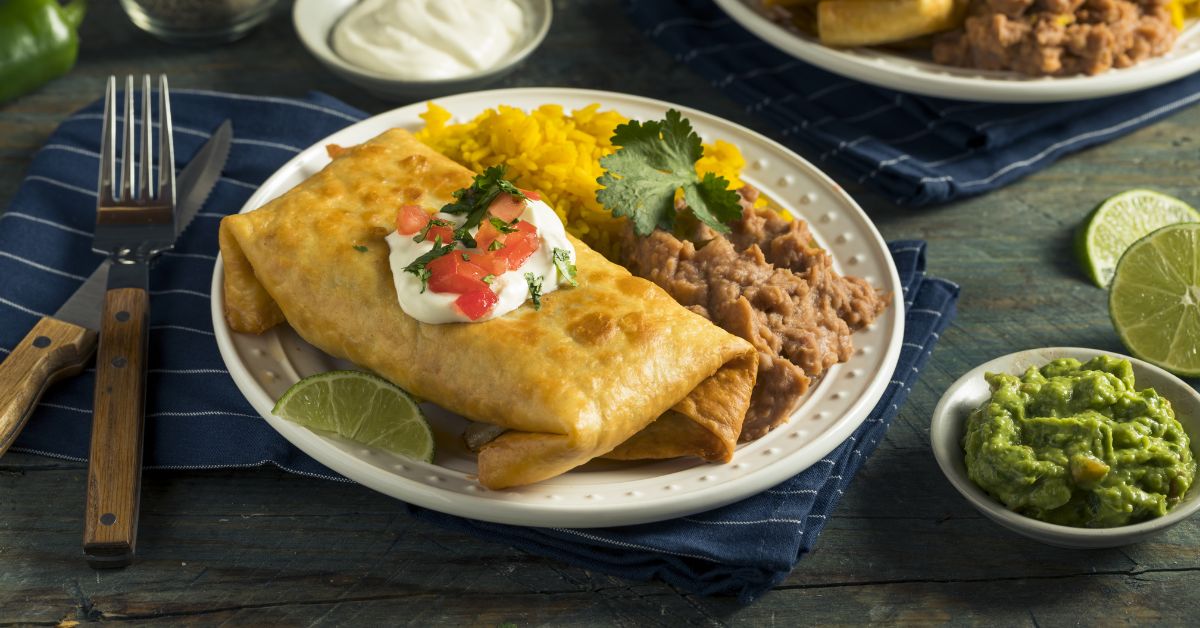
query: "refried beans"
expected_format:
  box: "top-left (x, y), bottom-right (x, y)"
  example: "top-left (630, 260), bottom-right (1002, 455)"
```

top-left (619, 187), bottom-right (888, 440)
top-left (932, 0), bottom-right (1177, 76)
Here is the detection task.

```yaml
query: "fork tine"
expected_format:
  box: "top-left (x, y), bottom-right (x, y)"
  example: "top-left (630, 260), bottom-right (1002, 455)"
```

top-left (157, 74), bottom-right (174, 204)
top-left (119, 75), bottom-right (135, 202)
top-left (98, 76), bottom-right (117, 205)
top-left (139, 74), bottom-right (153, 201)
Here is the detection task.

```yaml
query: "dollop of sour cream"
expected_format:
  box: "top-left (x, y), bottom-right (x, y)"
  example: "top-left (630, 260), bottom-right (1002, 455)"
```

top-left (387, 199), bottom-right (576, 324)
top-left (332, 0), bottom-right (527, 81)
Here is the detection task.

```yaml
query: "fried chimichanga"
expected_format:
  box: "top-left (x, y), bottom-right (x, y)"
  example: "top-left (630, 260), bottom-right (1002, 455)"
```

top-left (817, 0), bottom-right (965, 47)
top-left (219, 129), bottom-right (758, 489)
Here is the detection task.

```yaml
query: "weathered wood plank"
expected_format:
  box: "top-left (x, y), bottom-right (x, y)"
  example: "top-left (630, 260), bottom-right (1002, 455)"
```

top-left (3, 444), bottom-right (1197, 624)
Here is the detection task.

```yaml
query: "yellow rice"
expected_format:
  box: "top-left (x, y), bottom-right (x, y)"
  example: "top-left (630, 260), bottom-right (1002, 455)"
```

top-left (1170, 0), bottom-right (1200, 28)
top-left (414, 102), bottom-right (760, 259)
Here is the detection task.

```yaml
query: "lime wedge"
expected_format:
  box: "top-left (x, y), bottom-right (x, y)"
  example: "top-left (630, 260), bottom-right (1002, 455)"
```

top-left (1076, 190), bottom-right (1200, 288)
top-left (1109, 223), bottom-right (1200, 378)
top-left (272, 370), bottom-right (434, 463)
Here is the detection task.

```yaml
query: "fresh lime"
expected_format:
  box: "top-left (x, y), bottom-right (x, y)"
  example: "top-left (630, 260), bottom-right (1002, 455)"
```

top-left (1075, 189), bottom-right (1199, 288)
top-left (1109, 223), bottom-right (1200, 378)
top-left (272, 370), bottom-right (434, 463)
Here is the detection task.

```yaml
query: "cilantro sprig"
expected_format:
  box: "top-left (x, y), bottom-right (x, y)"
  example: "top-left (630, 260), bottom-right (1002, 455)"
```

top-left (442, 165), bottom-right (527, 248)
top-left (524, 272), bottom-right (544, 310)
top-left (552, 247), bottom-right (577, 286)
top-left (595, 109), bottom-right (742, 236)
top-left (488, 216), bottom-right (519, 234)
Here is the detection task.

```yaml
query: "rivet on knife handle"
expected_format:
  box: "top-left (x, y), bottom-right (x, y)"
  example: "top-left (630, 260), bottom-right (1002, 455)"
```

top-left (83, 286), bottom-right (149, 568)
top-left (0, 318), bottom-right (97, 457)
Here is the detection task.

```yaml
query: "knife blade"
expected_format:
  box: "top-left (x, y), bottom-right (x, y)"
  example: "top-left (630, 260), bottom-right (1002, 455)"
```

top-left (0, 118), bottom-right (233, 458)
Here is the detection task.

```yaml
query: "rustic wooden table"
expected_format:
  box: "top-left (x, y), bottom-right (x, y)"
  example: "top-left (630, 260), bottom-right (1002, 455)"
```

top-left (3, 1), bottom-right (1199, 625)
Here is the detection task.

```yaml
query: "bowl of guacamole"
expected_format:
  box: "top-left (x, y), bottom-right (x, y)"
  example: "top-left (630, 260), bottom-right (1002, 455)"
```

top-left (931, 347), bottom-right (1200, 548)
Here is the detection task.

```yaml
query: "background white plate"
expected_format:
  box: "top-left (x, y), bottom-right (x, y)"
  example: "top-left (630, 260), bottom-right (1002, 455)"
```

top-left (714, 0), bottom-right (1200, 103)
top-left (210, 88), bottom-right (905, 527)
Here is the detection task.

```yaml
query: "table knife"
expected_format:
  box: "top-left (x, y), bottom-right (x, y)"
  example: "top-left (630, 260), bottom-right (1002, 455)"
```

top-left (0, 119), bottom-right (232, 459)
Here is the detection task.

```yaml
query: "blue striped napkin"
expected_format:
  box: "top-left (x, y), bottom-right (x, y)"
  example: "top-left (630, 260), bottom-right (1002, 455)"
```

top-left (625, 0), bottom-right (1200, 206)
top-left (0, 90), bottom-right (957, 602)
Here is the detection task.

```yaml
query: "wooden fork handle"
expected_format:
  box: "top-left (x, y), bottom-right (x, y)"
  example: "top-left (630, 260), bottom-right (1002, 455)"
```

top-left (0, 317), bottom-right (97, 457)
top-left (84, 285), bottom-right (150, 569)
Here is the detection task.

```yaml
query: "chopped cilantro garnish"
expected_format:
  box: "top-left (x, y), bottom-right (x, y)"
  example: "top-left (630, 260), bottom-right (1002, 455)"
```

top-left (441, 166), bottom-right (526, 248)
top-left (482, 274), bottom-right (496, 285)
top-left (413, 218), bottom-right (453, 244)
top-left (453, 228), bottom-right (476, 250)
top-left (524, 272), bottom-right (544, 310)
top-left (415, 267), bottom-right (431, 293)
top-left (442, 165), bottom-right (525, 215)
top-left (352, 245), bottom-right (368, 253)
top-left (595, 109), bottom-right (742, 236)
top-left (403, 241), bottom-right (455, 293)
top-left (488, 240), bottom-right (504, 251)
top-left (489, 216), bottom-right (519, 234)
top-left (552, 247), bottom-right (577, 286)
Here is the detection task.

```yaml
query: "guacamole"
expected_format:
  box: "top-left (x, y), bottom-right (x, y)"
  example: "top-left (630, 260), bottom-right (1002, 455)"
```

top-left (963, 355), bottom-right (1195, 528)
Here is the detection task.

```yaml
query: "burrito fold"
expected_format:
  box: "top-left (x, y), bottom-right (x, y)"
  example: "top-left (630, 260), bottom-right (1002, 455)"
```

top-left (219, 129), bottom-right (758, 488)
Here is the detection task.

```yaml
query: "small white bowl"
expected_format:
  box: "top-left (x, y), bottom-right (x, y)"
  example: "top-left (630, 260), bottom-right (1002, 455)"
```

top-left (293, 0), bottom-right (553, 101)
top-left (930, 346), bottom-right (1200, 548)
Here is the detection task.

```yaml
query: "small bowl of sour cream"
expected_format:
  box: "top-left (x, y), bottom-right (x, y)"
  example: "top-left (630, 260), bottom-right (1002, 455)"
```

top-left (930, 346), bottom-right (1200, 549)
top-left (294, 0), bottom-right (552, 100)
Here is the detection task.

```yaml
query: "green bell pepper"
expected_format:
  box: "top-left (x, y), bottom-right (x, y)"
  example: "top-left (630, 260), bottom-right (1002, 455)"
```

top-left (0, 0), bottom-right (86, 103)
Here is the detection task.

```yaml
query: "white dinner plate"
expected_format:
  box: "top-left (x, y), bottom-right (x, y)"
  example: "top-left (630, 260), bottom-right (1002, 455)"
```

top-left (714, 0), bottom-right (1200, 103)
top-left (210, 87), bottom-right (905, 527)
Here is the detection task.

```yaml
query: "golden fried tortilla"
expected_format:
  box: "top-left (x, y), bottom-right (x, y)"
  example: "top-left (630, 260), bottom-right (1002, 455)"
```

top-left (219, 129), bottom-right (758, 488)
top-left (818, 0), bottom-right (965, 47)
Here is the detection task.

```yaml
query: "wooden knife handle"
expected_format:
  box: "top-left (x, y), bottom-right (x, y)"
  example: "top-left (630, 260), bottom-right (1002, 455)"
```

top-left (84, 287), bottom-right (149, 569)
top-left (0, 317), bottom-right (97, 457)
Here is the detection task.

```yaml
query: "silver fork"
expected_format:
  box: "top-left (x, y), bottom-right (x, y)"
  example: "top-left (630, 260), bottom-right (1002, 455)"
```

top-left (84, 74), bottom-right (175, 568)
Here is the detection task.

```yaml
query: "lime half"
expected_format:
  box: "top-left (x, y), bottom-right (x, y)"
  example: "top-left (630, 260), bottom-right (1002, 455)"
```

top-left (273, 370), bottom-right (434, 463)
top-left (1109, 223), bottom-right (1200, 378)
top-left (1075, 190), bottom-right (1199, 288)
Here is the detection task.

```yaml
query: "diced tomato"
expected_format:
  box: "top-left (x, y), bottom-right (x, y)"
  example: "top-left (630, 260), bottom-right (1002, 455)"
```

top-left (494, 220), bottom-right (541, 271)
top-left (519, 188), bottom-right (541, 201)
top-left (474, 218), bottom-right (504, 252)
top-left (468, 251), bottom-right (508, 276)
top-left (475, 217), bottom-right (538, 265)
top-left (396, 204), bottom-right (428, 235)
top-left (426, 252), bottom-right (458, 280)
top-left (427, 253), bottom-right (491, 294)
top-left (424, 221), bottom-right (455, 245)
top-left (515, 220), bottom-right (538, 236)
top-left (455, 289), bottom-right (499, 321)
top-left (455, 290), bottom-right (497, 321)
top-left (429, 270), bottom-right (489, 295)
top-left (498, 234), bottom-right (539, 270)
top-left (487, 192), bottom-right (526, 222)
